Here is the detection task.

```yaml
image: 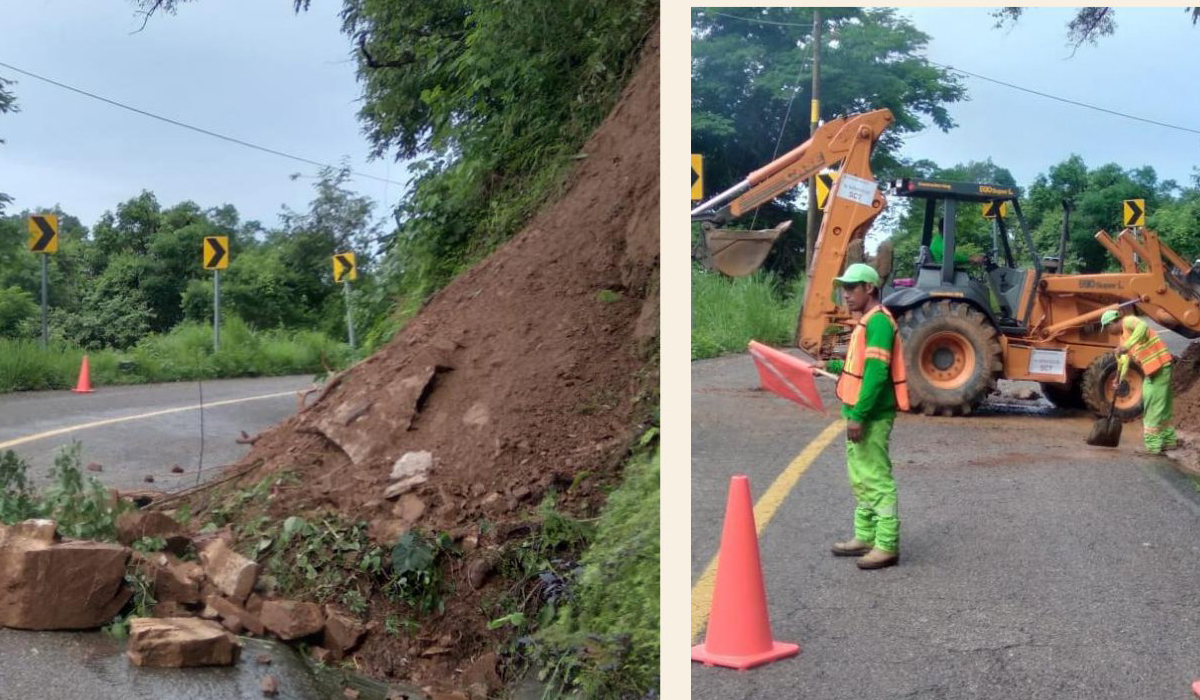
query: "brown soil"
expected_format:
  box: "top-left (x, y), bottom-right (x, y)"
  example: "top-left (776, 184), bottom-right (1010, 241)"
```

top-left (184, 30), bottom-right (659, 692)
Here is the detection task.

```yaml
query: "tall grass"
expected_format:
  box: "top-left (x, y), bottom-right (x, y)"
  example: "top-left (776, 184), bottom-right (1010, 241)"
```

top-left (691, 267), bottom-right (805, 359)
top-left (0, 316), bottom-right (353, 393)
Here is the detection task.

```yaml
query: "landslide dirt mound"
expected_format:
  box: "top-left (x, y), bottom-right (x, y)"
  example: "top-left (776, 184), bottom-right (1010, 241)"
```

top-left (1173, 343), bottom-right (1200, 435)
top-left (188, 29), bottom-right (659, 689)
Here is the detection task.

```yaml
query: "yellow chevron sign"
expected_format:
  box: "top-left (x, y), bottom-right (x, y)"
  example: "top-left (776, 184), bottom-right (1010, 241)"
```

top-left (203, 236), bottom-right (229, 270)
top-left (982, 201), bottom-right (1007, 219)
top-left (1123, 199), bottom-right (1145, 227)
top-left (333, 252), bottom-right (357, 282)
top-left (691, 154), bottom-right (703, 201)
top-left (27, 214), bottom-right (58, 253)
top-left (816, 171), bottom-right (836, 210)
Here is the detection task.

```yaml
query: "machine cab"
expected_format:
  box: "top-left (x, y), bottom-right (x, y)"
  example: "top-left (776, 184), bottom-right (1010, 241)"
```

top-left (881, 178), bottom-right (1044, 336)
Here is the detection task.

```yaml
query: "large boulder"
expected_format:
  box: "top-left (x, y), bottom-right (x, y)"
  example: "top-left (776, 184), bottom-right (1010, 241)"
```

top-left (127, 617), bottom-right (240, 667)
top-left (323, 605), bottom-right (366, 657)
top-left (199, 538), bottom-right (259, 604)
top-left (261, 599), bottom-right (324, 641)
top-left (0, 520), bottom-right (131, 630)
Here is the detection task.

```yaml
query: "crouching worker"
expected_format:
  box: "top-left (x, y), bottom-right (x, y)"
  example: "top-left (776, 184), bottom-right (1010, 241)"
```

top-left (815, 263), bottom-right (910, 570)
top-left (1101, 310), bottom-right (1176, 454)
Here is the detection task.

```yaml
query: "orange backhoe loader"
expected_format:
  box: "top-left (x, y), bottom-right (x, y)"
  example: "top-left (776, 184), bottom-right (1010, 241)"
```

top-left (691, 108), bottom-right (1200, 417)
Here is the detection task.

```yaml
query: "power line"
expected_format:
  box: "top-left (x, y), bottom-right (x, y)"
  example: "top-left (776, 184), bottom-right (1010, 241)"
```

top-left (696, 12), bottom-right (1200, 138)
top-left (702, 10), bottom-right (813, 30)
top-left (0, 59), bottom-right (405, 186)
top-left (928, 60), bottom-right (1200, 137)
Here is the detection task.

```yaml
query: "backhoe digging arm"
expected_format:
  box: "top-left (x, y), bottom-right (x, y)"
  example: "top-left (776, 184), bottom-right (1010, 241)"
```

top-left (690, 109), bottom-right (895, 357)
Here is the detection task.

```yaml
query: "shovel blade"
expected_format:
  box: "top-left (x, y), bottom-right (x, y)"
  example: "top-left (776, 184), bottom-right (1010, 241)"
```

top-left (706, 221), bottom-right (792, 277)
top-left (1086, 416), bottom-right (1122, 447)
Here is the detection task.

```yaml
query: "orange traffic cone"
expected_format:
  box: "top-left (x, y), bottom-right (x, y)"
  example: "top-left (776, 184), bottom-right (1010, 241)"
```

top-left (692, 475), bottom-right (799, 669)
top-left (72, 355), bottom-right (94, 393)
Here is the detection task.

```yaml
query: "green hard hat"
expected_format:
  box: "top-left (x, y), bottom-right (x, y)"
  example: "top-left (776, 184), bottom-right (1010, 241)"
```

top-left (835, 263), bottom-right (881, 287)
top-left (1100, 309), bottom-right (1120, 326)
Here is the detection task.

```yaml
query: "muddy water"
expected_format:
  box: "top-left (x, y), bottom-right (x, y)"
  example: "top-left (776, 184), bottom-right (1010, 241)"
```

top-left (0, 630), bottom-right (418, 700)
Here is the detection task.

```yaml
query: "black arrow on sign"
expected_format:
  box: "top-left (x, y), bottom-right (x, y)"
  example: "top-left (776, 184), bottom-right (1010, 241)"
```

top-left (31, 217), bottom-right (55, 251)
top-left (206, 238), bottom-right (226, 268)
top-left (336, 254), bottom-right (354, 281)
top-left (985, 201), bottom-right (1001, 218)
top-left (1126, 200), bottom-right (1143, 225)
top-left (692, 166), bottom-right (699, 188)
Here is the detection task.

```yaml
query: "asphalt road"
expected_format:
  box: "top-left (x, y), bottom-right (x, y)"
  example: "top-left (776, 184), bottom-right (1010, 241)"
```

top-left (692, 351), bottom-right (1200, 700)
top-left (0, 375), bottom-right (319, 492)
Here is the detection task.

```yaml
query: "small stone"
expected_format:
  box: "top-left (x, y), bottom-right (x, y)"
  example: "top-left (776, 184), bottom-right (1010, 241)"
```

top-left (311, 646), bottom-right (334, 664)
top-left (171, 465), bottom-right (185, 474)
top-left (256, 653), bottom-right (273, 665)
top-left (368, 519), bottom-right (410, 546)
top-left (324, 605), bottom-right (366, 655)
top-left (384, 475), bottom-right (428, 499)
top-left (390, 451), bottom-right (433, 481)
top-left (461, 535), bottom-right (479, 553)
top-left (144, 475), bottom-right (156, 483)
top-left (393, 494), bottom-right (426, 523)
top-left (199, 539), bottom-right (260, 604)
top-left (467, 558), bottom-right (494, 590)
top-left (480, 492), bottom-right (501, 507)
top-left (344, 689), bottom-right (361, 699)
top-left (512, 485), bottom-right (531, 501)
top-left (261, 674), bottom-right (279, 696)
top-left (86, 462), bottom-right (103, 472)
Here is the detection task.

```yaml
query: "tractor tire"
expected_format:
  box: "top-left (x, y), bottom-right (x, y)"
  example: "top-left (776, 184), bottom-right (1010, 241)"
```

top-left (1039, 377), bottom-right (1086, 410)
top-left (898, 300), bottom-right (1003, 416)
top-left (1080, 353), bottom-right (1145, 421)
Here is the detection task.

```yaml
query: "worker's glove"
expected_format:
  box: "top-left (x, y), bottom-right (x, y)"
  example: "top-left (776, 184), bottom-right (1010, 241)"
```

top-left (1116, 354), bottom-right (1130, 381)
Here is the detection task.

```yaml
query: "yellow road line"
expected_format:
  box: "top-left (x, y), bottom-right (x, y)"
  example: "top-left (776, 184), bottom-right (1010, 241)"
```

top-left (0, 390), bottom-right (300, 451)
top-left (690, 419), bottom-right (844, 642)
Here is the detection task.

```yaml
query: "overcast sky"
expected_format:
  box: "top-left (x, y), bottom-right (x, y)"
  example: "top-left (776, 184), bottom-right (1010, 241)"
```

top-left (0, 0), bottom-right (400, 230)
top-left (899, 6), bottom-right (1200, 189)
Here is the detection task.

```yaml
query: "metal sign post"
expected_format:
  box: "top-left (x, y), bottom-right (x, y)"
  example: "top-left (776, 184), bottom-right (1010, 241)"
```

top-left (343, 280), bottom-right (356, 350)
top-left (202, 236), bottom-right (229, 352)
top-left (27, 214), bottom-right (58, 350)
top-left (332, 252), bottom-right (358, 350)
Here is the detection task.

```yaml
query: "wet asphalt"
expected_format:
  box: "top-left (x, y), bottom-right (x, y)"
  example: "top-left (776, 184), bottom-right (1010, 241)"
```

top-left (692, 346), bottom-right (1200, 700)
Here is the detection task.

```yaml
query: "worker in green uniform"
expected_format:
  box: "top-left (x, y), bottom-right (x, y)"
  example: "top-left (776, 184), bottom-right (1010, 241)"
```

top-left (815, 263), bottom-right (910, 570)
top-left (1101, 310), bottom-right (1177, 454)
top-left (930, 217), bottom-right (986, 267)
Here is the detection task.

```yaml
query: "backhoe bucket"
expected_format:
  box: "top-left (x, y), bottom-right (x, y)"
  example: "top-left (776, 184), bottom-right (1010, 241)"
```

top-left (705, 220), bottom-right (792, 277)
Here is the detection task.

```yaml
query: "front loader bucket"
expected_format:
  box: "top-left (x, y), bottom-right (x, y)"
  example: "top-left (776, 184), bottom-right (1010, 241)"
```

top-left (705, 220), bottom-right (792, 277)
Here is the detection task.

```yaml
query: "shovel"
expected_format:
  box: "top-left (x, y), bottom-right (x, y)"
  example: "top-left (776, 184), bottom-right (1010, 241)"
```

top-left (1086, 365), bottom-right (1127, 447)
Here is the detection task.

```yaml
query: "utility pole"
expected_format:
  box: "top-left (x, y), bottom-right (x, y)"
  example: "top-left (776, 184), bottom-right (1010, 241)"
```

top-left (804, 8), bottom-right (822, 275)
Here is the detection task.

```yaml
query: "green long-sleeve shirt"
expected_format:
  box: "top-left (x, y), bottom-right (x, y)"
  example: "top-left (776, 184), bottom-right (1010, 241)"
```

top-left (826, 309), bottom-right (898, 422)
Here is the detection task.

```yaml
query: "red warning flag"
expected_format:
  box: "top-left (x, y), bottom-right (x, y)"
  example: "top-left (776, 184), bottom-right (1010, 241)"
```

top-left (748, 340), bottom-right (826, 413)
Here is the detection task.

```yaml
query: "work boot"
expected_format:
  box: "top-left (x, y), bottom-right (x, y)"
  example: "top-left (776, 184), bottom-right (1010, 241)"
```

top-left (856, 548), bottom-right (898, 570)
top-left (831, 538), bottom-right (873, 557)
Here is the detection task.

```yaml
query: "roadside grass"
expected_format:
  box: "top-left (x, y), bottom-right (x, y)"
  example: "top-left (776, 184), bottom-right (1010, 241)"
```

top-left (0, 316), bottom-right (353, 393)
top-left (692, 267), bottom-right (805, 359)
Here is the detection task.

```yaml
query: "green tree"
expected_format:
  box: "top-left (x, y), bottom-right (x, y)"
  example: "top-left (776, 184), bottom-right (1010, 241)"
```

top-left (993, 7), bottom-right (1200, 50)
top-left (0, 286), bottom-right (37, 336)
top-left (0, 74), bottom-right (16, 214)
top-left (691, 7), bottom-right (966, 277)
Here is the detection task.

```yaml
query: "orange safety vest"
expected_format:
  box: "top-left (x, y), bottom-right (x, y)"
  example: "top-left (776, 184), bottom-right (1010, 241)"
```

top-left (836, 305), bottom-right (910, 412)
top-left (1122, 316), bottom-right (1172, 376)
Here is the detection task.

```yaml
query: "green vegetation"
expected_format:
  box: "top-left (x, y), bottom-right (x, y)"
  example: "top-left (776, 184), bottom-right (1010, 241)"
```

top-left (0, 443), bottom-right (130, 538)
top-left (0, 315), bottom-right (352, 392)
top-left (198, 473), bottom-right (458, 617)
top-left (534, 442), bottom-right (660, 699)
top-left (692, 268), bottom-right (804, 360)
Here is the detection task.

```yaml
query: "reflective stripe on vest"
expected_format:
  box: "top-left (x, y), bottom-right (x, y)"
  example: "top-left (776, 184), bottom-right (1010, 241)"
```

top-left (1123, 317), bottom-right (1172, 376)
top-left (836, 305), bottom-right (910, 412)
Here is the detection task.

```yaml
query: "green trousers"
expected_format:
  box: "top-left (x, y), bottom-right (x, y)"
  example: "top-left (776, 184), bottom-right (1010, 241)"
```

top-left (846, 415), bottom-right (899, 553)
top-left (1142, 364), bottom-right (1176, 452)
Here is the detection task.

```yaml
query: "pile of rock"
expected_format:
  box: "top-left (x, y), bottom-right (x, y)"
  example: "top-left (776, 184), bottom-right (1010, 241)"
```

top-left (0, 513), bottom-right (369, 670)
